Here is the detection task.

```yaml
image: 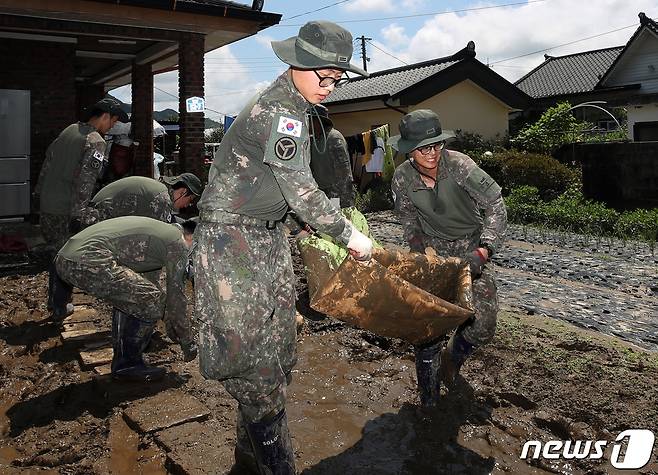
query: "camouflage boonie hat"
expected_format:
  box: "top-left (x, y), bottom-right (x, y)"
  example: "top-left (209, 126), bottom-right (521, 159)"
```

top-left (272, 20), bottom-right (368, 76)
top-left (92, 97), bottom-right (129, 123)
top-left (389, 109), bottom-right (455, 154)
top-left (162, 172), bottom-right (203, 196)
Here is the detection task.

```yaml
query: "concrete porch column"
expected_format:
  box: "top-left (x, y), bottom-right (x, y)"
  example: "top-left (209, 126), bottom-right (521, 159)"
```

top-left (131, 62), bottom-right (154, 177)
top-left (178, 32), bottom-right (205, 180)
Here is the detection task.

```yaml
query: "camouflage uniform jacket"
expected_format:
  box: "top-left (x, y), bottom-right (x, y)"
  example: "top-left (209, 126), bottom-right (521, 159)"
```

top-left (36, 122), bottom-right (107, 224)
top-left (310, 127), bottom-right (356, 208)
top-left (91, 176), bottom-right (174, 223)
top-left (391, 150), bottom-right (507, 253)
top-left (197, 71), bottom-right (352, 243)
top-left (58, 216), bottom-right (190, 340)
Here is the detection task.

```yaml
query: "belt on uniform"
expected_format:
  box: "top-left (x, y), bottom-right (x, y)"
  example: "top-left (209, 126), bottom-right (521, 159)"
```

top-left (199, 210), bottom-right (283, 229)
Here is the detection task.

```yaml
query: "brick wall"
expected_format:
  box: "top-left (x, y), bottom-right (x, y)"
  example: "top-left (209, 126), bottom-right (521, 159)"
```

top-left (575, 142), bottom-right (658, 209)
top-left (132, 62), bottom-right (154, 178)
top-left (0, 39), bottom-right (76, 210)
top-left (178, 33), bottom-right (205, 181)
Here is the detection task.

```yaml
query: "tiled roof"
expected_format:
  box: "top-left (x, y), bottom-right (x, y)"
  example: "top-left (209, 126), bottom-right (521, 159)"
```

top-left (325, 58), bottom-right (460, 104)
top-left (515, 47), bottom-right (624, 99)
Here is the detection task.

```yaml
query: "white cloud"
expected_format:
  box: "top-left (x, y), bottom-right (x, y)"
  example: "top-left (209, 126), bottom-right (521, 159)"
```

top-left (344, 0), bottom-right (396, 13)
top-left (110, 45), bottom-right (284, 119)
top-left (343, 0), bottom-right (425, 13)
top-left (381, 23), bottom-right (410, 48)
top-left (367, 0), bottom-right (658, 81)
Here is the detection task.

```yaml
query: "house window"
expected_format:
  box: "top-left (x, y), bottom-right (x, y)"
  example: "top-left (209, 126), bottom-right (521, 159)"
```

top-left (633, 121), bottom-right (658, 141)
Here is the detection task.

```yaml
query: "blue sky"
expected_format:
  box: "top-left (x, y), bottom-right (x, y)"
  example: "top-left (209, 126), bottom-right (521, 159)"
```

top-left (110, 0), bottom-right (658, 123)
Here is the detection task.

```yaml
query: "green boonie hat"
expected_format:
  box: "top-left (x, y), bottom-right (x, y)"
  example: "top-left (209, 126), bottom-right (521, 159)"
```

top-left (92, 97), bottom-right (129, 123)
top-left (388, 110), bottom-right (455, 154)
top-left (271, 20), bottom-right (368, 76)
top-left (162, 172), bottom-right (203, 196)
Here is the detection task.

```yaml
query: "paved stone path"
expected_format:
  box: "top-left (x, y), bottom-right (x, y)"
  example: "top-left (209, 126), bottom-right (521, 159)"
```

top-left (367, 211), bottom-right (658, 351)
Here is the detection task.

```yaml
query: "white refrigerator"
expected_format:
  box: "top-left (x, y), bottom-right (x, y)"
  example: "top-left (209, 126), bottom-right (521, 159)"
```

top-left (0, 89), bottom-right (31, 218)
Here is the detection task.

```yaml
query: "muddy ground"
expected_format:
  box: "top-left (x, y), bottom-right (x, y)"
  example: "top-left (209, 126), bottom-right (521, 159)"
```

top-left (0, 233), bottom-right (657, 474)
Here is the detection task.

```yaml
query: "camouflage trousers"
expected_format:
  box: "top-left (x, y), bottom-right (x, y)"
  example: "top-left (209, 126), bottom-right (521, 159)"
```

top-left (193, 221), bottom-right (297, 423)
top-left (54, 248), bottom-right (164, 323)
top-left (41, 213), bottom-right (71, 254)
top-left (420, 234), bottom-right (499, 347)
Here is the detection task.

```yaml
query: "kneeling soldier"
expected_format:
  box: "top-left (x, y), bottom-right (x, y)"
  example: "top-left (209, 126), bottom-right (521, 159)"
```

top-left (55, 216), bottom-right (197, 381)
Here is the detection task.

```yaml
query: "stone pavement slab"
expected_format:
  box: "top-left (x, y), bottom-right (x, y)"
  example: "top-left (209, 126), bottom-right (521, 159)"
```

top-left (155, 421), bottom-right (235, 475)
top-left (123, 390), bottom-right (210, 433)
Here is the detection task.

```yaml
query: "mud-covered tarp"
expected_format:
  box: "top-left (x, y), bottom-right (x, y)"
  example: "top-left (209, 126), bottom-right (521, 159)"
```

top-left (298, 209), bottom-right (474, 344)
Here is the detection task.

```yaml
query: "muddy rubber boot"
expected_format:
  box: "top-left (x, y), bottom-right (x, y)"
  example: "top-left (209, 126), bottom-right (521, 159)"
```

top-left (49, 261), bottom-right (74, 322)
top-left (245, 409), bottom-right (296, 475)
top-left (111, 309), bottom-right (165, 382)
top-left (233, 411), bottom-right (259, 474)
top-left (440, 331), bottom-right (475, 389)
top-left (414, 340), bottom-right (442, 407)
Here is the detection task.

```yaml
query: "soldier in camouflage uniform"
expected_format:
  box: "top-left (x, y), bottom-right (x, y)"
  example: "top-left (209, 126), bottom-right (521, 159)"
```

top-left (90, 173), bottom-right (202, 223)
top-left (35, 97), bottom-right (128, 320)
top-left (309, 104), bottom-right (355, 208)
top-left (55, 216), bottom-right (197, 381)
top-left (390, 110), bottom-right (507, 407)
top-left (194, 20), bottom-right (371, 474)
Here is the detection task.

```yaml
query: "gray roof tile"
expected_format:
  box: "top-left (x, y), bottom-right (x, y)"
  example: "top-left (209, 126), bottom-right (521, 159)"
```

top-left (515, 47), bottom-right (623, 99)
top-left (325, 59), bottom-right (460, 104)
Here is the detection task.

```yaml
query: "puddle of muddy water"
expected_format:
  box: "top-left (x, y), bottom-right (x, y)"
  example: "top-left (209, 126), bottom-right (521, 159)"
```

top-left (287, 334), bottom-right (576, 474)
top-left (108, 413), bottom-right (165, 475)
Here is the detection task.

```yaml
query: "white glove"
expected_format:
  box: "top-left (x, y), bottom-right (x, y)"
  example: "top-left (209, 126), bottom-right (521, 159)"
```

top-left (347, 224), bottom-right (373, 261)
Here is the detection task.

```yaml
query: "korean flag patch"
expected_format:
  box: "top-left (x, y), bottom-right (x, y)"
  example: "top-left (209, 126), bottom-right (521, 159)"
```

top-left (277, 116), bottom-right (302, 138)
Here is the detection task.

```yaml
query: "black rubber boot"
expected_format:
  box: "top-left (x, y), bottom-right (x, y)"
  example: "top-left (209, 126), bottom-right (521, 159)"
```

top-left (414, 340), bottom-right (442, 407)
top-left (245, 408), bottom-right (296, 475)
top-left (234, 411), bottom-right (259, 474)
top-left (49, 261), bottom-right (74, 321)
top-left (111, 309), bottom-right (165, 382)
top-left (440, 331), bottom-right (475, 389)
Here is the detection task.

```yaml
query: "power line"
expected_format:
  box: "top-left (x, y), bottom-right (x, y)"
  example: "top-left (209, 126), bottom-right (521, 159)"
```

top-left (274, 0), bottom-right (547, 27)
top-left (283, 0), bottom-right (352, 21)
top-left (365, 40), bottom-right (408, 66)
top-left (489, 22), bottom-right (637, 65)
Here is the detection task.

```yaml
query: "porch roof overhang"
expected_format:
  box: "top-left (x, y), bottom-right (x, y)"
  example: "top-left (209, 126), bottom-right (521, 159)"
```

top-left (0, 0), bottom-right (281, 90)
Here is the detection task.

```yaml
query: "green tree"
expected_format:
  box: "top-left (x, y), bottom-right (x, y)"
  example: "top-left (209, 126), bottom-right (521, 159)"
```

top-left (205, 126), bottom-right (224, 144)
top-left (511, 102), bottom-right (588, 154)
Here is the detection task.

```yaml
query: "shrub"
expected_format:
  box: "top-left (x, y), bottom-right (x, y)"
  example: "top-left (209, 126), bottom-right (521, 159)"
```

top-left (450, 130), bottom-right (502, 157)
top-left (511, 102), bottom-right (590, 154)
top-left (539, 188), bottom-right (619, 235)
top-left (483, 150), bottom-right (580, 200)
top-left (614, 209), bottom-right (658, 243)
top-left (505, 186), bottom-right (542, 224)
top-left (355, 179), bottom-right (394, 213)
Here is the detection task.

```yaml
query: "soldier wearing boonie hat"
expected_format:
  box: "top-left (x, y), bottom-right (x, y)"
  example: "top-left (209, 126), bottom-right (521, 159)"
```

top-left (390, 109), bottom-right (507, 408)
top-left (90, 172), bottom-right (203, 223)
top-left (194, 20), bottom-right (371, 474)
top-left (35, 97), bottom-right (129, 323)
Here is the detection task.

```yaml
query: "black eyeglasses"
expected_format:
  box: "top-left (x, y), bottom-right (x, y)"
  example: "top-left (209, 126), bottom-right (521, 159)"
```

top-left (416, 142), bottom-right (445, 155)
top-left (313, 70), bottom-right (350, 87)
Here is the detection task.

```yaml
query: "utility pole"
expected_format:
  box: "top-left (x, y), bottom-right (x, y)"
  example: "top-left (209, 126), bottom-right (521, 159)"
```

top-left (357, 35), bottom-right (371, 72)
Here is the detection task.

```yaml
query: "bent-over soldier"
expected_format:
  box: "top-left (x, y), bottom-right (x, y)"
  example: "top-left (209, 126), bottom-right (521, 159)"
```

top-left (36, 97), bottom-right (128, 320)
top-left (91, 173), bottom-right (202, 223)
top-left (55, 216), bottom-right (197, 381)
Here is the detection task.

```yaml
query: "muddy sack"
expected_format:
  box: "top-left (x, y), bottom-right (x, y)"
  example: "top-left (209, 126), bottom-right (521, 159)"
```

top-left (298, 213), bottom-right (474, 345)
